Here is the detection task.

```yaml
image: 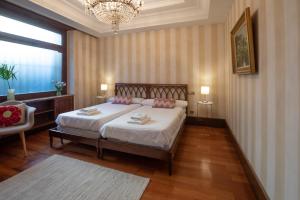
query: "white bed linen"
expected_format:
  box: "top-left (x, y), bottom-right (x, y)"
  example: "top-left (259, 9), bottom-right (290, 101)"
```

top-left (56, 126), bottom-right (100, 139)
top-left (56, 103), bottom-right (141, 132)
top-left (57, 126), bottom-right (100, 139)
top-left (100, 106), bottom-right (186, 150)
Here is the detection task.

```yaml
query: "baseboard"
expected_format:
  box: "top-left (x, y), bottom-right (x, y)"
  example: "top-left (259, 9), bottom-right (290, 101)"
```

top-left (185, 117), bottom-right (227, 128)
top-left (225, 122), bottom-right (270, 200)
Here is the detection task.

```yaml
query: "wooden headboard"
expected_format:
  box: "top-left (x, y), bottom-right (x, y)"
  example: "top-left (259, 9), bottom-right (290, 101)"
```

top-left (115, 83), bottom-right (188, 101)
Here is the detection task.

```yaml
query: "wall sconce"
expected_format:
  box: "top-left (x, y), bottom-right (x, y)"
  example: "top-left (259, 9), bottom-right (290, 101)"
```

top-left (200, 86), bottom-right (210, 103)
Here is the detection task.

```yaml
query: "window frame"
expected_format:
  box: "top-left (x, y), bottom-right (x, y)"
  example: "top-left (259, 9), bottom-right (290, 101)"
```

top-left (0, 1), bottom-right (72, 101)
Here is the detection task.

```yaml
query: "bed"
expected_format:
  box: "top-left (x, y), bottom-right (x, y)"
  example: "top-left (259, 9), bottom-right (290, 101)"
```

top-left (49, 83), bottom-right (188, 175)
top-left (49, 102), bottom-right (142, 151)
top-left (56, 103), bottom-right (142, 133)
top-left (98, 83), bottom-right (188, 175)
top-left (100, 106), bottom-right (186, 150)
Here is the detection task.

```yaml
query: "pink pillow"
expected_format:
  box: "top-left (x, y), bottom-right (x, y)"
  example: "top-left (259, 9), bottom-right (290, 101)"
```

top-left (153, 98), bottom-right (176, 109)
top-left (112, 96), bottom-right (132, 105)
top-left (0, 105), bottom-right (26, 127)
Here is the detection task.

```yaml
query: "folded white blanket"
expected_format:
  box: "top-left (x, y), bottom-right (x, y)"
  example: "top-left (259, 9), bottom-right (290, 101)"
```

top-left (131, 113), bottom-right (148, 120)
top-left (77, 110), bottom-right (101, 116)
top-left (80, 107), bottom-right (98, 113)
top-left (127, 117), bottom-right (150, 125)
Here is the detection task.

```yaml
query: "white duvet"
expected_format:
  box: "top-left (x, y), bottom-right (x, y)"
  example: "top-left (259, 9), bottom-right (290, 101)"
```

top-left (56, 103), bottom-right (141, 132)
top-left (100, 106), bottom-right (186, 150)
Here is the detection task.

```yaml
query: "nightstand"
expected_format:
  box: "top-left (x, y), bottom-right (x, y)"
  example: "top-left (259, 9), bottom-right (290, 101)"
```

top-left (96, 96), bottom-right (106, 104)
top-left (197, 101), bottom-right (213, 118)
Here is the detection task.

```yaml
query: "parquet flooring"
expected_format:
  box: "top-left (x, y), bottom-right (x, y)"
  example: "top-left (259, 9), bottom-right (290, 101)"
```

top-left (0, 125), bottom-right (256, 200)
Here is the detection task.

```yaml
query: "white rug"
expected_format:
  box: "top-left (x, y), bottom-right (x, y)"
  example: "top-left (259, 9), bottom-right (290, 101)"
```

top-left (0, 155), bottom-right (149, 200)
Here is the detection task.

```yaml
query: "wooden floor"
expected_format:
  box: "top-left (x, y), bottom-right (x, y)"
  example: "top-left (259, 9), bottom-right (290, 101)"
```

top-left (0, 125), bottom-right (256, 200)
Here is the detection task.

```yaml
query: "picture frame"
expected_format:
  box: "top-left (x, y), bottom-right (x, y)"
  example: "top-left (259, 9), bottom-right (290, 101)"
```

top-left (231, 7), bottom-right (256, 74)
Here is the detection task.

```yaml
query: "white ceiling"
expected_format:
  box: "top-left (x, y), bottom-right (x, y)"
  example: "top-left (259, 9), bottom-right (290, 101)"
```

top-left (7, 0), bottom-right (233, 37)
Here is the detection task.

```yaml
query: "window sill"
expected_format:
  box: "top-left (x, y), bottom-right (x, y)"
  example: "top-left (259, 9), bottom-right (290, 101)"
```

top-left (0, 91), bottom-right (67, 102)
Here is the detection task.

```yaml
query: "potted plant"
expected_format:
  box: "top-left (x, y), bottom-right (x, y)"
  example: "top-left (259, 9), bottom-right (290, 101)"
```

top-left (0, 64), bottom-right (17, 100)
top-left (53, 81), bottom-right (66, 96)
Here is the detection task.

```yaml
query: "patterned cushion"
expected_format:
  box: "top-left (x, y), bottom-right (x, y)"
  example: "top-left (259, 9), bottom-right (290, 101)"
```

top-left (0, 104), bottom-right (26, 127)
top-left (152, 98), bottom-right (176, 109)
top-left (112, 96), bottom-right (133, 105)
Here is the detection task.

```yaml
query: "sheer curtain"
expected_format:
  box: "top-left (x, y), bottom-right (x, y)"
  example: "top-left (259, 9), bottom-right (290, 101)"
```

top-left (0, 41), bottom-right (62, 95)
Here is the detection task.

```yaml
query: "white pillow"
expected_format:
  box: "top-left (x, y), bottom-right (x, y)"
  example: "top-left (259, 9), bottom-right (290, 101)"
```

top-left (142, 99), bottom-right (188, 108)
top-left (132, 98), bottom-right (144, 104)
top-left (107, 96), bottom-right (144, 104)
top-left (176, 100), bottom-right (188, 108)
top-left (141, 99), bottom-right (154, 106)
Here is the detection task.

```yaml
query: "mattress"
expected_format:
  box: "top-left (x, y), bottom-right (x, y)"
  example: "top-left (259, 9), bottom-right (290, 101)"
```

top-left (100, 106), bottom-right (186, 150)
top-left (56, 103), bottom-right (141, 132)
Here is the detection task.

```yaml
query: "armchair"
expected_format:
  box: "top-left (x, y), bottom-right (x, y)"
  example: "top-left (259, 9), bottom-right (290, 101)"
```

top-left (0, 101), bottom-right (36, 156)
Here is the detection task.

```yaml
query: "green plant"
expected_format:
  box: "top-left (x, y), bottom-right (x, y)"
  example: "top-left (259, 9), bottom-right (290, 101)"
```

top-left (0, 64), bottom-right (17, 89)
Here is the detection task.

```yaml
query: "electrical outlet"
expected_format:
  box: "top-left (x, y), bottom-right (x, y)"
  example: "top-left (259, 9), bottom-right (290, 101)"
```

top-left (188, 91), bottom-right (195, 95)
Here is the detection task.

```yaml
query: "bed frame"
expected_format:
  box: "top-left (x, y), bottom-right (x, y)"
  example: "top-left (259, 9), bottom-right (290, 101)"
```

top-left (49, 83), bottom-right (188, 175)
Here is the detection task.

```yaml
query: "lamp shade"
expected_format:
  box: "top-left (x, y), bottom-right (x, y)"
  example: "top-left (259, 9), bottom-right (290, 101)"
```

top-left (201, 86), bottom-right (210, 95)
top-left (100, 84), bottom-right (108, 91)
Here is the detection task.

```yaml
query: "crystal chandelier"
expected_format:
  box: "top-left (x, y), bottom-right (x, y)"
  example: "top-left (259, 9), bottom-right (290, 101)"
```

top-left (78, 0), bottom-right (144, 34)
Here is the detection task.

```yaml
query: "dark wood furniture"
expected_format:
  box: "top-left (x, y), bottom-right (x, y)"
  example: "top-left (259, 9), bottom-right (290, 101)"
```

top-left (24, 95), bottom-right (74, 130)
top-left (114, 83), bottom-right (188, 100)
top-left (49, 83), bottom-right (188, 175)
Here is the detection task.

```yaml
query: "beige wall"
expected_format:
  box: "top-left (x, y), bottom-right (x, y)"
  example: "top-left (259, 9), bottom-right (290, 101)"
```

top-left (98, 24), bottom-right (226, 118)
top-left (68, 30), bottom-right (100, 109)
top-left (68, 2), bottom-right (300, 197)
top-left (225, 0), bottom-right (300, 199)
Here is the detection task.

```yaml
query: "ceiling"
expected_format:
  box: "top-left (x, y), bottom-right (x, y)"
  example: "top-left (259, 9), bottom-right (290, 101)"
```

top-left (7, 0), bottom-right (233, 37)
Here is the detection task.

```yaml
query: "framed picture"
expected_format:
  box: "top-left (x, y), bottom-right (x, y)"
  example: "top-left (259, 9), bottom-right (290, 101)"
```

top-left (231, 7), bottom-right (256, 74)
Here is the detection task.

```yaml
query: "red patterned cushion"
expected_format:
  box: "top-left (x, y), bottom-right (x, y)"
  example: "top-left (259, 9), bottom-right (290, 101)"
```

top-left (153, 98), bottom-right (176, 109)
top-left (0, 105), bottom-right (24, 127)
top-left (112, 96), bottom-right (133, 105)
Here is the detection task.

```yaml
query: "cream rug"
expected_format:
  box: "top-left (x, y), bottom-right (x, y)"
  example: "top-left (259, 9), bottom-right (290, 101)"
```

top-left (0, 155), bottom-right (149, 200)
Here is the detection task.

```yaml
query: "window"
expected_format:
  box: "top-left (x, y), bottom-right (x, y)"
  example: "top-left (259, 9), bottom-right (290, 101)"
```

top-left (0, 10), bottom-right (68, 98)
top-left (0, 16), bottom-right (62, 45)
top-left (0, 41), bottom-right (62, 95)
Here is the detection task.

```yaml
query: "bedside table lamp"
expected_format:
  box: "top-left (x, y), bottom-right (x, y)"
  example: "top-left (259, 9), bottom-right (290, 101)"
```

top-left (200, 86), bottom-right (210, 103)
top-left (100, 83), bottom-right (108, 97)
top-left (96, 84), bottom-right (108, 104)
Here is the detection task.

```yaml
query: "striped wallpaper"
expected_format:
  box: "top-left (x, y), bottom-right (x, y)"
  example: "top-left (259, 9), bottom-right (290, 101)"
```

top-left (68, 3), bottom-right (300, 198)
top-left (98, 24), bottom-right (226, 118)
top-left (225, 0), bottom-right (300, 199)
top-left (67, 30), bottom-right (100, 109)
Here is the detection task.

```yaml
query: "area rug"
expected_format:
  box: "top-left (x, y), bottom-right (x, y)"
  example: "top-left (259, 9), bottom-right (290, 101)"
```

top-left (0, 155), bottom-right (149, 200)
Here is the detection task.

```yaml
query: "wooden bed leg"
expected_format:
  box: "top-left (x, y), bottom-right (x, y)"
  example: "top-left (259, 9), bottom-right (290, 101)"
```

top-left (49, 132), bottom-right (53, 148)
top-left (168, 157), bottom-right (173, 176)
top-left (97, 148), bottom-right (104, 159)
top-left (96, 147), bottom-right (100, 158)
top-left (60, 137), bottom-right (64, 145)
top-left (97, 139), bottom-right (104, 159)
top-left (99, 148), bottom-right (104, 160)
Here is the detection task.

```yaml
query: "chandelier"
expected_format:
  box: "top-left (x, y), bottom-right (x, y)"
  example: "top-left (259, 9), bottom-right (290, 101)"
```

top-left (78, 0), bottom-right (144, 34)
